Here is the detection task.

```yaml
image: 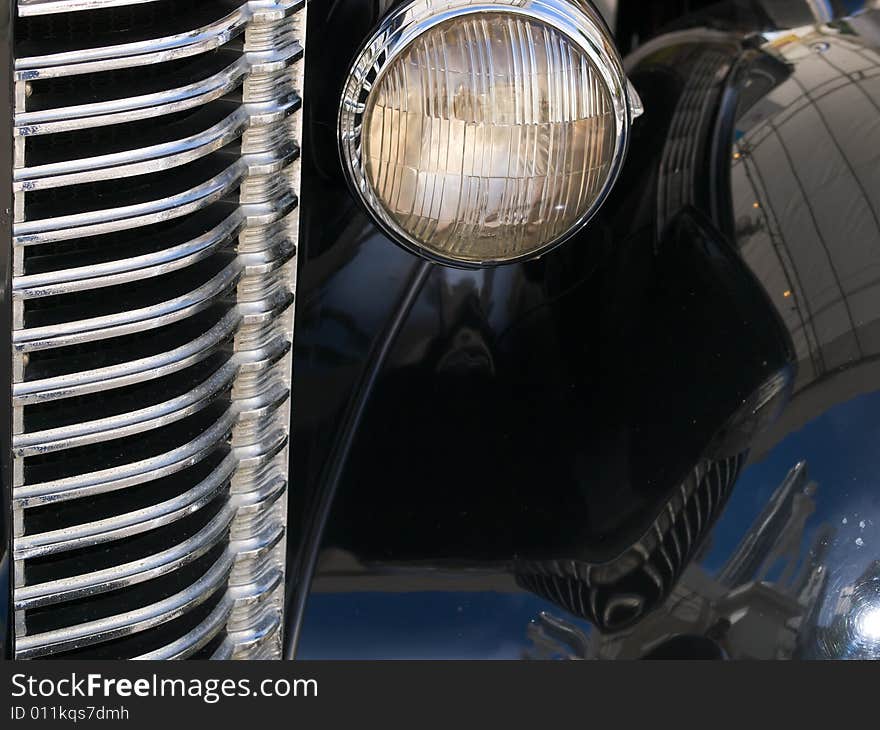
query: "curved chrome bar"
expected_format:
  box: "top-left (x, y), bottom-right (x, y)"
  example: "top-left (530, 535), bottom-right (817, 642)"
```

top-left (14, 308), bottom-right (243, 404)
top-left (16, 111), bottom-right (250, 192)
top-left (14, 261), bottom-right (244, 352)
top-left (14, 505), bottom-right (236, 605)
top-left (15, 554), bottom-right (234, 658)
top-left (136, 596), bottom-right (235, 660)
top-left (14, 390), bottom-right (289, 507)
top-left (13, 212), bottom-right (244, 299)
top-left (14, 412), bottom-right (237, 507)
top-left (16, 469), bottom-right (235, 562)
top-left (15, 1), bottom-right (304, 80)
top-left (14, 163), bottom-right (247, 246)
top-left (16, 58), bottom-right (250, 136)
top-left (18, 0), bottom-right (164, 17)
top-left (14, 360), bottom-right (239, 456)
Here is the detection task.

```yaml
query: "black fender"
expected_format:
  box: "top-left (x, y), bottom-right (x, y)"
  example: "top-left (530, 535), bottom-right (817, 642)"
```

top-left (288, 1), bottom-right (880, 659)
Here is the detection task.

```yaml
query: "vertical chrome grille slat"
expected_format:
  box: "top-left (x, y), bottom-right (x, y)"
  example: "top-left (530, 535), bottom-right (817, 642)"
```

top-left (11, 0), bottom-right (305, 659)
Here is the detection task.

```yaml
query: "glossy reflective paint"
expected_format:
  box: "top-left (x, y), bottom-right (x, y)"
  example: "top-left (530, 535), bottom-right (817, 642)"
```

top-left (290, 3), bottom-right (880, 659)
top-left (721, 17), bottom-right (880, 658)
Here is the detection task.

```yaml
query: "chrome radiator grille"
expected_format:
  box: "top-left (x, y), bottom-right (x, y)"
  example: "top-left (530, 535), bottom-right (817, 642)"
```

top-left (10, 0), bottom-right (305, 659)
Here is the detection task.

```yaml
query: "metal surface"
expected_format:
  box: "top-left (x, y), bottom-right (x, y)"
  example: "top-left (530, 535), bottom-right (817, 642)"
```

top-left (291, 2), bottom-right (880, 660)
top-left (0, 0), bottom-right (13, 662)
top-left (337, 0), bottom-right (643, 267)
top-left (10, 0), bottom-right (305, 659)
top-left (17, 1), bottom-right (164, 16)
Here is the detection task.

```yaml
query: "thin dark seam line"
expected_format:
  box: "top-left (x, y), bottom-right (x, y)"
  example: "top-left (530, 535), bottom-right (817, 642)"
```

top-left (806, 269), bottom-right (880, 316)
top-left (282, 258), bottom-right (433, 659)
top-left (741, 154), bottom-right (826, 374)
top-left (739, 61), bottom-right (880, 151)
top-left (793, 348), bottom-right (880, 399)
top-left (738, 156), bottom-right (818, 373)
top-left (819, 51), bottom-right (880, 117)
top-left (852, 77), bottom-right (880, 117)
top-left (791, 75), bottom-right (880, 242)
top-left (741, 77), bottom-right (853, 153)
top-left (770, 120), bottom-right (865, 358)
top-left (767, 66), bottom-right (880, 128)
top-left (851, 47), bottom-right (880, 67)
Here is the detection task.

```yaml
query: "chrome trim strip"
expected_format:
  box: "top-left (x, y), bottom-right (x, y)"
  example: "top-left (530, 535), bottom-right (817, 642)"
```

top-left (14, 400), bottom-right (289, 507)
top-left (18, 0), bottom-right (163, 17)
top-left (228, 561), bottom-right (283, 599)
top-left (16, 58), bottom-right (250, 136)
top-left (15, 0), bottom-right (304, 80)
top-left (14, 360), bottom-right (238, 455)
top-left (14, 261), bottom-right (243, 352)
top-left (232, 475), bottom-right (286, 514)
top-left (16, 97), bottom-right (301, 192)
top-left (15, 111), bottom-right (250, 192)
top-left (14, 506), bottom-right (235, 606)
top-left (14, 146), bottom-right (297, 246)
top-left (15, 338), bottom-right (291, 454)
top-left (230, 533), bottom-right (285, 580)
top-left (144, 551), bottom-right (287, 661)
top-left (135, 596), bottom-right (234, 660)
top-left (15, 465), bottom-right (235, 560)
top-left (13, 213), bottom-right (244, 299)
top-left (13, 308), bottom-right (243, 404)
top-left (14, 413), bottom-right (237, 507)
top-left (15, 54), bottom-right (302, 138)
top-left (14, 163), bottom-right (246, 245)
top-left (15, 554), bottom-right (234, 658)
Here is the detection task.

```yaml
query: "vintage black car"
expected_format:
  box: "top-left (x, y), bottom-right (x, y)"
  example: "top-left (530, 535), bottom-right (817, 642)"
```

top-left (1, 0), bottom-right (879, 660)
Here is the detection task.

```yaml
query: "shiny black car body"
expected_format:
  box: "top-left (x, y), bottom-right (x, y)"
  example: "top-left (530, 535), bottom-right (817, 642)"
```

top-left (4, 0), bottom-right (880, 660)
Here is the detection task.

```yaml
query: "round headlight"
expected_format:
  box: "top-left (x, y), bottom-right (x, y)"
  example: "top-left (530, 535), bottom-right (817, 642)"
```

top-left (339, 0), bottom-right (642, 266)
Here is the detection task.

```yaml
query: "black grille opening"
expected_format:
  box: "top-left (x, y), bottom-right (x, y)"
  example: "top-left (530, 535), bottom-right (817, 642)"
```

top-left (25, 491), bottom-right (230, 586)
top-left (24, 143), bottom-right (242, 221)
top-left (23, 400), bottom-right (233, 485)
top-left (37, 584), bottom-right (228, 660)
top-left (16, 0), bottom-right (244, 57)
top-left (23, 200), bottom-right (239, 276)
top-left (24, 349), bottom-right (233, 433)
top-left (25, 46), bottom-right (243, 116)
top-left (25, 447), bottom-right (230, 536)
top-left (24, 251), bottom-right (237, 329)
top-left (24, 303), bottom-right (235, 381)
top-left (25, 541), bottom-right (228, 635)
top-left (26, 99), bottom-right (242, 168)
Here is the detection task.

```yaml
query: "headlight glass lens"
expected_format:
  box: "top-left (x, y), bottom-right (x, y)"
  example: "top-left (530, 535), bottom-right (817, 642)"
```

top-left (359, 13), bottom-right (616, 264)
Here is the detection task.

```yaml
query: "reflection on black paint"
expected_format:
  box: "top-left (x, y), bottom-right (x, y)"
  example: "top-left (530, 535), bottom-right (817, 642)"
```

top-left (293, 4), bottom-right (880, 659)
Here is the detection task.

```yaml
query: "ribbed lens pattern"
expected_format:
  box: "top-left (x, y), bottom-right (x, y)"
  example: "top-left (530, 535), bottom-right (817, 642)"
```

top-left (363, 14), bottom-right (615, 263)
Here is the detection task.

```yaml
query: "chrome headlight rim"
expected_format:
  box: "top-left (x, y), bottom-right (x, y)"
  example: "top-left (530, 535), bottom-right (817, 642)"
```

top-left (338, 0), bottom-right (643, 268)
